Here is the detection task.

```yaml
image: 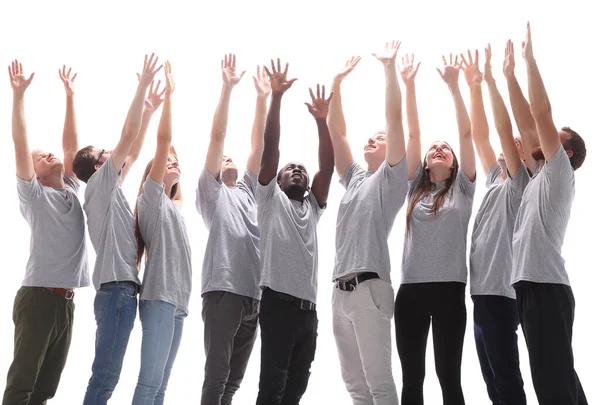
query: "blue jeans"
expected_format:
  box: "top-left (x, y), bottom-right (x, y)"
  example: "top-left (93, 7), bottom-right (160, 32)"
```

top-left (83, 282), bottom-right (138, 405)
top-left (132, 300), bottom-right (186, 405)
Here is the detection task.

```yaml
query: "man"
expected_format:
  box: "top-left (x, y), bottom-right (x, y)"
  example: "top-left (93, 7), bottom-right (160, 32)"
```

top-left (3, 60), bottom-right (89, 404)
top-left (255, 59), bottom-right (334, 404)
top-left (196, 54), bottom-right (269, 405)
top-left (327, 41), bottom-right (407, 405)
top-left (72, 53), bottom-right (163, 404)
top-left (511, 23), bottom-right (587, 405)
top-left (465, 46), bottom-right (528, 404)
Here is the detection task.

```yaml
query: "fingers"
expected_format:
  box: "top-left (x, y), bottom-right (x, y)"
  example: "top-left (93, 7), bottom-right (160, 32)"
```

top-left (414, 61), bottom-right (422, 74)
top-left (327, 91), bottom-right (334, 103)
top-left (475, 49), bottom-right (479, 65)
top-left (277, 58), bottom-right (281, 73)
top-left (442, 55), bottom-right (448, 66)
top-left (271, 59), bottom-right (276, 74)
top-left (264, 65), bottom-right (272, 77)
top-left (309, 87), bottom-right (316, 103)
top-left (436, 67), bottom-right (444, 78)
top-left (467, 50), bottom-right (473, 65)
top-left (283, 61), bottom-right (289, 76)
top-left (460, 54), bottom-right (468, 69)
top-left (27, 72), bottom-right (35, 83)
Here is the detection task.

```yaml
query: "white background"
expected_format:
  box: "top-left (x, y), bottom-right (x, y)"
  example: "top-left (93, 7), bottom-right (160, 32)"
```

top-left (0, 0), bottom-right (598, 403)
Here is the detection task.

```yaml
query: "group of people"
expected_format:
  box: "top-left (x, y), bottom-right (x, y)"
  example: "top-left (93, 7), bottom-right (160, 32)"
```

top-left (3, 22), bottom-right (587, 405)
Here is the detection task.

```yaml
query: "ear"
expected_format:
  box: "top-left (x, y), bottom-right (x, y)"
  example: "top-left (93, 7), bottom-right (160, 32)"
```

top-left (566, 149), bottom-right (574, 158)
top-left (94, 164), bottom-right (101, 171)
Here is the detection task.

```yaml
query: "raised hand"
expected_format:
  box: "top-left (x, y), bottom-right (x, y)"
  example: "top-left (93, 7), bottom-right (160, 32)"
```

top-left (437, 54), bottom-right (462, 87)
top-left (58, 65), bottom-right (77, 96)
top-left (334, 56), bottom-right (361, 82)
top-left (398, 53), bottom-right (421, 83)
top-left (264, 59), bottom-right (297, 96)
top-left (304, 84), bottom-right (334, 120)
top-left (521, 22), bottom-right (533, 61)
top-left (8, 60), bottom-right (34, 94)
top-left (460, 49), bottom-right (482, 87)
top-left (503, 40), bottom-right (516, 78)
top-left (142, 79), bottom-right (166, 112)
top-left (253, 66), bottom-right (271, 98)
top-left (138, 53), bottom-right (162, 88)
top-left (483, 44), bottom-right (494, 83)
top-left (164, 61), bottom-right (175, 95)
top-left (372, 40), bottom-right (401, 66)
top-left (222, 53), bottom-right (246, 87)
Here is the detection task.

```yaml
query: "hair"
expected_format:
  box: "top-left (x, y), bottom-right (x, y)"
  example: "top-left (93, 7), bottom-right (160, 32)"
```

top-left (405, 146), bottom-right (459, 234)
top-left (133, 148), bottom-right (183, 268)
top-left (561, 127), bottom-right (586, 170)
top-left (72, 145), bottom-right (97, 183)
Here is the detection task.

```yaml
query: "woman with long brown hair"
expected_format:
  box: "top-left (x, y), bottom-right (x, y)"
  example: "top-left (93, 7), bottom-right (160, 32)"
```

top-left (131, 61), bottom-right (192, 405)
top-left (394, 53), bottom-right (477, 405)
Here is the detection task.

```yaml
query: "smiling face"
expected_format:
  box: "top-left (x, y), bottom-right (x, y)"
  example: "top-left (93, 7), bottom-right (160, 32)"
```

top-left (363, 131), bottom-right (387, 167)
top-left (425, 141), bottom-right (455, 172)
top-left (31, 149), bottom-right (64, 179)
top-left (278, 161), bottom-right (309, 194)
top-left (164, 154), bottom-right (180, 186)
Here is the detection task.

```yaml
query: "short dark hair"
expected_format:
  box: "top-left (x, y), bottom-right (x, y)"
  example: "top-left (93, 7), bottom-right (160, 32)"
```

top-left (562, 127), bottom-right (586, 171)
top-left (73, 145), bottom-right (97, 182)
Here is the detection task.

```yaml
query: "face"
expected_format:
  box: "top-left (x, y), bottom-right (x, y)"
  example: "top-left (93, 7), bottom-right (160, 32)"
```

top-left (363, 132), bottom-right (387, 164)
top-left (93, 147), bottom-right (112, 170)
top-left (278, 162), bottom-right (309, 192)
top-left (221, 155), bottom-right (238, 181)
top-left (164, 154), bottom-right (180, 185)
top-left (425, 141), bottom-right (454, 170)
top-left (32, 149), bottom-right (63, 178)
top-left (532, 130), bottom-right (573, 161)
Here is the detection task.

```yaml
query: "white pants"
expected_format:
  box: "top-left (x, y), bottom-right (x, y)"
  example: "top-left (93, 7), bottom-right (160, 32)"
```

top-left (332, 278), bottom-right (399, 405)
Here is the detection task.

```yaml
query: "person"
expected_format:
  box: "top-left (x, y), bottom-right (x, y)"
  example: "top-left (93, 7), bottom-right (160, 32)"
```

top-left (196, 54), bottom-right (269, 405)
top-left (510, 23), bottom-right (588, 405)
top-left (132, 61), bottom-right (191, 405)
top-left (394, 54), bottom-right (477, 405)
top-left (467, 46), bottom-right (529, 405)
top-left (3, 61), bottom-right (89, 404)
top-left (72, 53), bottom-right (164, 405)
top-left (255, 59), bottom-right (334, 405)
top-left (327, 41), bottom-right (407, 405)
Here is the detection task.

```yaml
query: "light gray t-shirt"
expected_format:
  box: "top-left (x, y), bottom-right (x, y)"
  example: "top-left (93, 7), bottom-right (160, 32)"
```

top-left (401, 164), bottom-right (476, 284)
top-left (84, 156), bottom-right (140, 290)
top-left (17, 173), bottom-right (89, 288)
top-left (470, 162), bottom-right (530, 298)
top-left (257, 177), bottom-right (325, 304)
top-left (196, 167), bottom-right (260, 300)
top-left (333, 158), bottom-right (408, 282)
top-left (511, 146), bottom-right (574, 286)
top-left (137, 177), bottom-right (192, 314)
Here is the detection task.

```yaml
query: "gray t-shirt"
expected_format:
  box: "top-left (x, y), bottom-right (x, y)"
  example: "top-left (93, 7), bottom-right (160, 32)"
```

top-left (17, 173), bottom-right (89, 288)
top-left (137, 177), bottom-right (192, 314)
top-left (470, 162), bottom-right (530, 298)
top-left (256, 177), bottom-right (325, 304)
top-left (84, 156), bottom-right (140, 290)
top-left (333, 158), bottom-right (408, 282)
top-left (511, 146), bottom-right (574, 286)
top-left (196, 167), bottom-right (260, 300)
top-left (401, 164), bottom-right (476, 284)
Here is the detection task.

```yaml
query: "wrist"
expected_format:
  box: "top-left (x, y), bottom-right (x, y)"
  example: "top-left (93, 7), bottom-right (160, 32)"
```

top-left (404, 81), bottom-right (416, 90)
top-left (448, 83), bottom-right (460, 93)
top-left (271, 92), bottom-right (284, 100)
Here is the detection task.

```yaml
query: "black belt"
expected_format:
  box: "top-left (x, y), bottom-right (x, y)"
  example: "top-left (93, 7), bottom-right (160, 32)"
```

top-left (263, 288), bottom-right (316, 311)
top-left (334, 272), bottom-right (380, 292)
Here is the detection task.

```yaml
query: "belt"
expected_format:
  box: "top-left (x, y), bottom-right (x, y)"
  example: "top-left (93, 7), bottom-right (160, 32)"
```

top-left (335, 272), bottom-right (380, 292)
top-left (44, 287), bottom-right (75, 300)
top-left (263, 288), bottom-right (316, 311)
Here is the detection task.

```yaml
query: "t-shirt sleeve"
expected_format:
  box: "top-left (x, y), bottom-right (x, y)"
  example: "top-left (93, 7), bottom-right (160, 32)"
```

top-left (16, 174), bottom-right (42, 204)
top-left (486, 162), bottom-right (503, 188)
top-left (256, 177), bottom-right (280, 224)
top-left (456, 168), bottom-right (476, 201)
top-left (195, 167), bottom-right (223, 224)
top-left (307, 190), bottom-right (326, 222)
top-left (507, 161), bottom-right (530, 197)
top-left (408, 163), bottom-right (425, 197)
top-left (137, 176), bottom-right (165, 243)
top-left (541, 146), bottom-right (575, 206)
top-left (238, 169), bottom-right (258, 199)
top-left (340, 162), bottom-right (364, 190)
top-left (63, 173), bottom-right (80, 194)
top-left (85, 157), bottom-right (119, 211)
top-left (376, 157), bottom-right (408, 219)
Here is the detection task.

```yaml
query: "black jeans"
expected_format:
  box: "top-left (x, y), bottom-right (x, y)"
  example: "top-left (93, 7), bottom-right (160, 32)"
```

top-left (256, 288), bottom-right (318, 405)
top-left (472, 295), bottom-right (526, 405)
top-left (394, 282), bottom-right (466, 405)
top-left (515, 282), bottom-right (587, 405)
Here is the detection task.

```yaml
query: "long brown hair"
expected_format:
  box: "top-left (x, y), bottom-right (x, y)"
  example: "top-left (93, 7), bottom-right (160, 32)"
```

top-left (134, 147), bottom-right (183, 269)
top-left (405, 145), bottom-right (459, 234)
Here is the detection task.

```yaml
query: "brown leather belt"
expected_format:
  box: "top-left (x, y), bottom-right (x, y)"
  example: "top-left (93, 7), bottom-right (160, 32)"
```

top-left (44, 287), bottom-right (75, 300)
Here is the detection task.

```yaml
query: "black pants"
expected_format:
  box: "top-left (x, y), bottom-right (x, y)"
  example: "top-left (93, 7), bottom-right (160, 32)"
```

top-left (472, 295), bottom-right (526, 405)
top-left (394, 282), bottom-right (466, 405)
top-left (256, 288), bottom-right (318, 405)
top-left (515, 282), bottom-right (587, 405)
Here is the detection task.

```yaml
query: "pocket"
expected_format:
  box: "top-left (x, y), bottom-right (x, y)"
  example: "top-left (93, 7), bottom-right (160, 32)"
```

top-left (366, 279), bottom-right (394, 319)
top-left (94, 290), bottom-right (113, 325)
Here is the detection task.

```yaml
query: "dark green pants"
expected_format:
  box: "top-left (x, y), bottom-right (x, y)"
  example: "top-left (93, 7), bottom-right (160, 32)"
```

top-left (2, 287), bottom-right (74, 405)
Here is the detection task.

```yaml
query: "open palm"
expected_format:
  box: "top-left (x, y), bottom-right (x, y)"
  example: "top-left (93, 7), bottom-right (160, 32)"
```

top-left (8, 60), bottom-right (34, 94)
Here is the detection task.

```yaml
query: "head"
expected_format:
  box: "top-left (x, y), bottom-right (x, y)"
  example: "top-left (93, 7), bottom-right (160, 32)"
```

top-left (221, 155), bottom-right (238, 186)
top-left (531, 127), bottom-right (586, 171)
top-left (72, 146), bottom-right (112, 182)
top-left (31, 149), bottom-right (64, 182)
top-left (497, 136), bottom-right (526, 169)
top-left (363, 131), bottom-right (387, 169)
top-left (277, 162), bottom-right (310, 201)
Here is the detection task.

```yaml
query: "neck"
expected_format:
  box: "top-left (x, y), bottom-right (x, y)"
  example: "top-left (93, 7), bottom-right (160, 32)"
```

top-left (366, 157), bottom-right (383, 172)
top-left (427, 167), bottom-right (452, 183)
top-left (284, 187), bottom-right (305, 203)
top-left (164, 180), bottom-right (174, 198)
top-left (38, 172), bottom-right (65, 188)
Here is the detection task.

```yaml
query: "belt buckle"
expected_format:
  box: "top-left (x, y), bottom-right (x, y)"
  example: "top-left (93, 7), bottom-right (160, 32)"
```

top-left (64, 290), bottom-right (75, 300)
top-left (300, 300), bottom-right (314, 311)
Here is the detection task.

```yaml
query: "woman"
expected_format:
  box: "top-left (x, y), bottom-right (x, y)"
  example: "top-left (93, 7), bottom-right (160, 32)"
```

top-left (132, 61), bottom-right (192, 405)
top-left (394, 54), bottom-right (477, 405)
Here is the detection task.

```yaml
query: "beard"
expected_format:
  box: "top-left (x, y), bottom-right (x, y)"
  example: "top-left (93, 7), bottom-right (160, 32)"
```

top-left (532, 146), bottom-right (545, 161)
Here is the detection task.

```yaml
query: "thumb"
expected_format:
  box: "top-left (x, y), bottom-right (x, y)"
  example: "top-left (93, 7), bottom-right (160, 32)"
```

top-left (240, 70), bottom-right (247, 78)
top-left (27, 73), bottom-right (35, 83)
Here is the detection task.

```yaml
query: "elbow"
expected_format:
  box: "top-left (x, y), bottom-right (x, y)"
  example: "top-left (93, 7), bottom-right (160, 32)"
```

top-left (530, 104), bottom-right (552, 120)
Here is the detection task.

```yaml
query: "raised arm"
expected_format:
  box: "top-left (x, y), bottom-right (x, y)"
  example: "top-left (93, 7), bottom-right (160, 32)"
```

top-left (438, 55), bottom-right (476, 180)
top-left (399, 54), bottom-right (422, 180)
top-left (149, 61), bottom-right (175, 185)
top-left (327, 56), bottom-right (360, 179)
top-left (373, 41), bottom-right (405, 166)
top-left (9, 60), bottom-right (35, 181)
top-left (246, 66), bottom-right (271, 176)
top-left (59, 66), bottom-right (78, 177)
top-left (504, 40), bottom-right (539, 173)
top-left (205, 54), bottom-right (246, 179)
top-left (305, 85), bottom-right (335, 208)
top-left (461, 50), bottom-right (496, 175)
top-left (258, 59), bottom-right (296, 185)
top-left (484, 44), bottom-right (521, 176)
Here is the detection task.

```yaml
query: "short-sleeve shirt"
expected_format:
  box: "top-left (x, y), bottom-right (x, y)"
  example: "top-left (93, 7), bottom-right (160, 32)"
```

top-left (511, 146), bottom-right (575, 286)
top-left (256, 177), bottom-right (325, 304)
top-left (470, 162), bottom-right (530, 298)
top-left (196, 167), bottom-right (260, 300)
top-left (17, 173), bottom-right (89, 288)
top-left (333, 158), bottom-right (408, 282)
top-left (137, 177), bottom-right (192, 314)
top-left (401, 164), bottom-right (476, 284)
top-left (84, 156), bottom-right (140, 290)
